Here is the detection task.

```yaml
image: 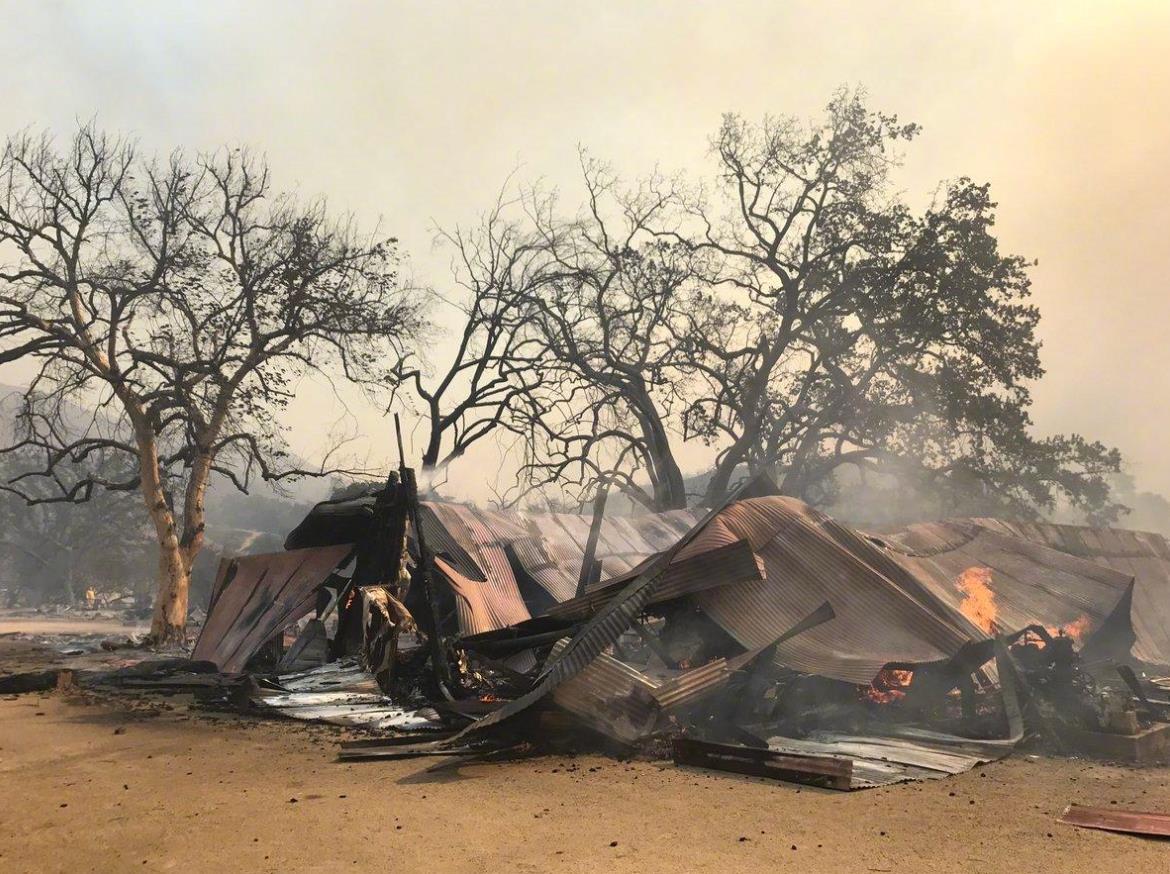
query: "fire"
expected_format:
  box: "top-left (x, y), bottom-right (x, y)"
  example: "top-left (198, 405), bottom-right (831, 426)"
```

top-left (865, 668), bottom-right (914, 704)
top-left (1044, 614), bottom-right (1093, 645)
top-left (955, 566), bottom-right (998, 634)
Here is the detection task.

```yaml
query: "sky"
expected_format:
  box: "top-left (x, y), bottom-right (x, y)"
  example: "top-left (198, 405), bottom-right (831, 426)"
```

top-left (2, 0), bottom-right (1168, 501)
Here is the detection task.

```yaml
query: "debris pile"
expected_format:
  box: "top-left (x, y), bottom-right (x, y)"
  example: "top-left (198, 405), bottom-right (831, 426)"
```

top-left (158, 467), bottom-right (1166, 787)
top-left (9, 466), bottom-right (1170, 790)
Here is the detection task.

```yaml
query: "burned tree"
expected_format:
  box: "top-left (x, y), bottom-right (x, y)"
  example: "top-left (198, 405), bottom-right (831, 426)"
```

top-left (0, 125), bottom-right (420, 643)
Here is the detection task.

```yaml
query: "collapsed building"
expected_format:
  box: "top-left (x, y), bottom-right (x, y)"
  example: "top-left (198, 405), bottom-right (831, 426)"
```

top-left (180, 470), bottom-right (1170, 789)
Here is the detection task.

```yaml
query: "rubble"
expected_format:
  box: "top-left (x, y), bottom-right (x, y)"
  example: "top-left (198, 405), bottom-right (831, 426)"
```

top-left (7, 464), bottom-right (1170, 792)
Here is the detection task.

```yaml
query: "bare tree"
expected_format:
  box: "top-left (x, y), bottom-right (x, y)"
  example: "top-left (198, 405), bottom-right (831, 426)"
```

top-left (0, 125), bottom-right (421, 643)
top-left (513, 160), bottom-right (696, 511)
top-left (391, 188), bottom-right (548, 480)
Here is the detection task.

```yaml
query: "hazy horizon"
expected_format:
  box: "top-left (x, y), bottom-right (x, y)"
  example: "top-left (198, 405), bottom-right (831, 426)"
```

top-left (3, 0), bottom-right (1168, 505)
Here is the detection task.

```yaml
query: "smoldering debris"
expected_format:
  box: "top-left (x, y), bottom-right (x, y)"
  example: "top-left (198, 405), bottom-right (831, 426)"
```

top-left (7, 467), bottom-right (1170, 796)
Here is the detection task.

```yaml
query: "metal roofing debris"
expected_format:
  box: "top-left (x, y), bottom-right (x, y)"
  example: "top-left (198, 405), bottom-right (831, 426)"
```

top-left (159, 470), bottom-right (1170, 788)
top-left (544, 538), bottom-right (765, 621)
top-left (550, 640), bottom-right (660, 743)
top-left (884, 522), bottom-right (1137, 661)
top-left (1058, 804), bottom-right (1170, 838)
top-left (192, 544), bottom-right (354, 672)
top-left (764, 730), bottom-right (1015, 789)
top-left (252, 661), bottom-right (435, 730)
top-left (686, 498), bottom-right (977, 685)
top-left (445, 475), bottom-right (783, 744)
top-left (965, 518), bottom-right (1170, 667)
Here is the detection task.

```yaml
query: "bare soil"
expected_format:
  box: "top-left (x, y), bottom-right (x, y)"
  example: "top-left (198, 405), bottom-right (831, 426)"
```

top-left (1, 689), bottom-right (1168, 874)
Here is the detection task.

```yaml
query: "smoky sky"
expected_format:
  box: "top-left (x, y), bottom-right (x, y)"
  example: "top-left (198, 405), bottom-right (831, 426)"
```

top-left (2, 0), bottom-right (1168, 500)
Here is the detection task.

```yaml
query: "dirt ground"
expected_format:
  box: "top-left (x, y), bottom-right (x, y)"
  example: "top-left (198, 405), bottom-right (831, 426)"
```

top-left (0, 691), bottom-right (1167, 874)
top-left (0, 617), bottom-right (149, 639)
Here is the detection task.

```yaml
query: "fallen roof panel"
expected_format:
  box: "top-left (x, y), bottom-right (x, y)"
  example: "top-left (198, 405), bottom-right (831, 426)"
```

top-left (687, 498), bottom-right (977, 685)
top-left (965, 519), bottom-right (1170, 666)
top-left (879, 524), bottom-right (1137, 659)
top-left (192, 543), bottom-right (353, 673)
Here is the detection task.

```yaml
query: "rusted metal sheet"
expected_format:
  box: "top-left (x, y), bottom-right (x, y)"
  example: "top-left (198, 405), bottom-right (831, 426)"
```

top-left (672, 737), bottom-right (853, 790)
top-left (420, 500), bottom-right (699, 610)
top-left (1058, 804), bottom-right (1170, 837)
top-left (550, 642), bottom-right (660, 743)
top-left (884, 526), bottom-right (1132, 655)
top-left (434, 555), bottom-right (532, 635)
top-left (651, 658), bottom-right (732, 710)
top-left (689, 498), bottom-right (975, 685)
top-left (544, 538), bottom-right (765, 621)
top-left (765, 730), bottom-right (1016, 788)
top-left (652, 601), bottom-right (835, 711)
top-left (192, 544), bottom-right (354, 672)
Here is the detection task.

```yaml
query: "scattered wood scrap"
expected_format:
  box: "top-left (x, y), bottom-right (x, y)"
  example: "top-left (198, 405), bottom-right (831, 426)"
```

top-left (1058, 804), bottom-right (1170, 838)
top-left (671, 737), bottom-right (853, 790)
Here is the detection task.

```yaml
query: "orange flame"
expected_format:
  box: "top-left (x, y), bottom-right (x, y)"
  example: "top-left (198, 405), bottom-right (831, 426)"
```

top-left (955, 566), bottom-right (998, 634)
top-left (1043, 614), bottom-right (1093, 645)
top-left (865, 668), bottom-right (914, 704)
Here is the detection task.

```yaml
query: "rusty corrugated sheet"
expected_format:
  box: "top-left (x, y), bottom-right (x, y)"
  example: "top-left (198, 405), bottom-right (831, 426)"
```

top-left (884, 519), bottom-right (1132, 650)
top-left (433, 555), bottom-right (532, 635)
top-left (192, 544), bottom-right (353, 672)
top-left (419, 500), bottom-right (698, 609)
top-left (1058, 804), bottom-right (1170, 837)
top-left (544, 539), bottom-right (764, 621)
top-left (550, 640), bottom-right (660, 743)
top-left (890, 519), bottom-right (1161, 665)
top-left (688, 498), bottom-right (975, 685)
top-left (650, 658), bottom-right (732, 710)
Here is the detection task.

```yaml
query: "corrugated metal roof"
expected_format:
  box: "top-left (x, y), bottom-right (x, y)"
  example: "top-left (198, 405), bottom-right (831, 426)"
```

top-left (544, 538), bottom-right (764, 621)
top-left (422, 501), bottom-right (698, 582)
top-left (884, 526), bottom-right (1132, 650)
top-left (192, 544), bottom-right (354, 672)
top-left (688, 498), bottom-right (976, 685)
top-left (549, 640), bottom-right (660, 743)
top-left (889, 519), bottom-right (1164, 665)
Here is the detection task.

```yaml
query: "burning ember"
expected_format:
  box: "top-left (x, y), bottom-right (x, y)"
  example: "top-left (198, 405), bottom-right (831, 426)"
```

top-left (865, 668), bottom-right (914, 704)
top-left (955, 566), bottom-right (998, 634)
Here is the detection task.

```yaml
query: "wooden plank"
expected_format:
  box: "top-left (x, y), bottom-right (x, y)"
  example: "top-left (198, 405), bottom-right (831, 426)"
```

top-left (671, 737), bottom-right (853, 790)
top-left (1058, 804), bottom-right (1170, 837)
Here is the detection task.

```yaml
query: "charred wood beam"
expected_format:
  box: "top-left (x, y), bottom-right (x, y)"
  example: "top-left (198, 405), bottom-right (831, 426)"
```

top-left (671, 738), bottom-right (853, 790)
top-left (396, 414), bottom-right (455, 694)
